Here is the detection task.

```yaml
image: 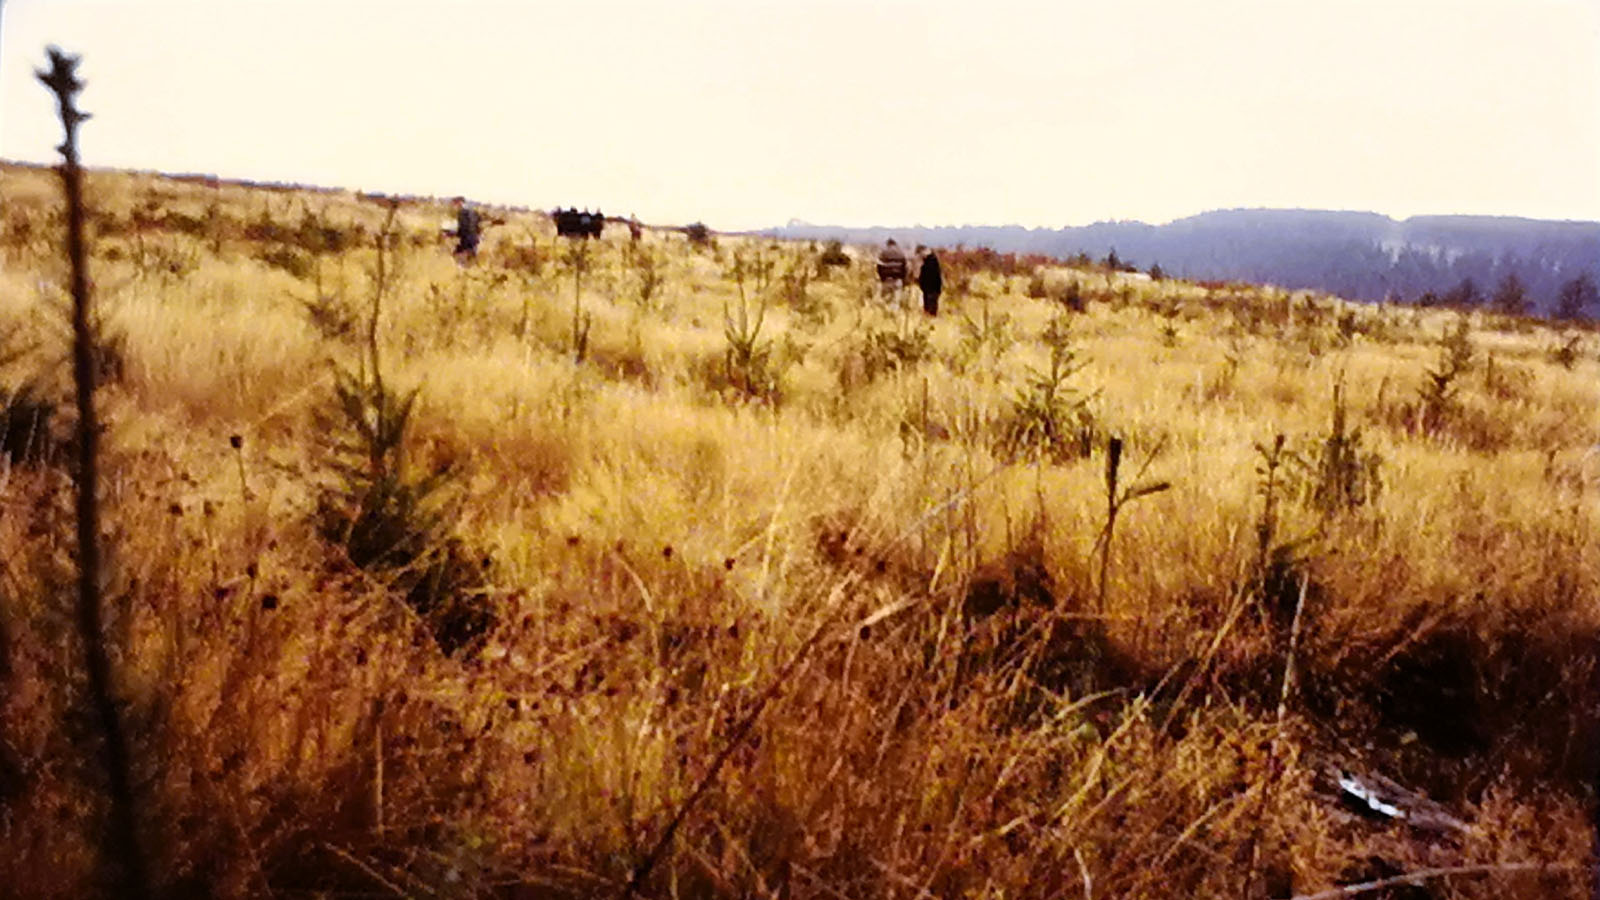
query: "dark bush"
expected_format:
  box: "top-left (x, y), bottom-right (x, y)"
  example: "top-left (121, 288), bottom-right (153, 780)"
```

top-left (0, 384), bottom-right (59, 465)
top-left (258, 246), bottom-right (312, 280)
top-left (818, 239), bottom-right (851, 269)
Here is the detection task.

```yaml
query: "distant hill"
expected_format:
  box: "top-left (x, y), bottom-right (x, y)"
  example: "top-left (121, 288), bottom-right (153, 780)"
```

top-left (767, 209), bottom-right (1600, 314)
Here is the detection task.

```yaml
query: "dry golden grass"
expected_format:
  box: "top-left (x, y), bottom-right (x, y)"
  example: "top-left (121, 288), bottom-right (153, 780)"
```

top-left (0, 162), bottom-right (1596, 897)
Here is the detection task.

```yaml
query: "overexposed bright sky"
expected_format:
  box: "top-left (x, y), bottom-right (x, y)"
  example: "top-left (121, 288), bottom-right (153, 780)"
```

top-left (2, 0), bottom-right (1597, 230)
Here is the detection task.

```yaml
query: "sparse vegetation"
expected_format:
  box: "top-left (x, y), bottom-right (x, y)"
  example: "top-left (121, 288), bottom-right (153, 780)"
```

top-left (776, 251), bottom-right (826, 325)
top-left (315, 365), bottom-right (490, 655)
top-left (560, 238), bottom-right (594, 362)
top-left (716, 248), bottom-right (779, 402)
top-left (1300, 381), bottom-right (1382, 517)
top-left (1550, 332), bottom-right (1583, 369)
top-left (844, 319), bottom-right (932, 386)
top-left (998, 315), bottom-right (1097, 461)
top-left (954, 296), bottom-right (1014, 370)
top-left (1414, 315), bottom-right (1475, 435)
top-left (625, 241), bottom-right (666, 311)
top-left (1, 161), bottom-right (1597, 899)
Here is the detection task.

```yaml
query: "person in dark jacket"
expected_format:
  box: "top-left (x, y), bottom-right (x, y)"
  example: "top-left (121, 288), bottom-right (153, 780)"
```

top-left (918, 247), bottom-right (942, 316)
top-left (453, 197), bottom-right (482, 261)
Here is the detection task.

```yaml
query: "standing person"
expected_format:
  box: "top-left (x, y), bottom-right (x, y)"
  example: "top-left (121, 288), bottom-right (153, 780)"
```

top-left (876, 238), bottom-right (908, 305)
top-left (918, 247), bottom-right (943, 316)
top-left (453, 197), bottom-right (482, 263)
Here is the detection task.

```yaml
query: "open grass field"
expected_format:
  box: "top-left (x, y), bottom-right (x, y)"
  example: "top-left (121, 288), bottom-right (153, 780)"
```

top-left (0, 161), bottom-right (1596, 898)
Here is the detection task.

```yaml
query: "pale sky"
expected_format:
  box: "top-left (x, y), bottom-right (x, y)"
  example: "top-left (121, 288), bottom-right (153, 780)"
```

top-left (2, 0), bottom-right (1597, 230)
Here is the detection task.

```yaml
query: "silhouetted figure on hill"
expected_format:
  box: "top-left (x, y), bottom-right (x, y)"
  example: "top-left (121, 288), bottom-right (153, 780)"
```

top-left (453, 197), bottom-right (482, 262)
top-left (554, 207), bottom-right (606, 239)
top-left (918, 248), bottom-right (942, 316)
top-left (877, 238), bottom-right (908, 303)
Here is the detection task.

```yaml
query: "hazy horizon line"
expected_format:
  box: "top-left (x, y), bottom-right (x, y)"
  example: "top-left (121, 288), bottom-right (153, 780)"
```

top-left (7, 157), bottom-right (1598, 232)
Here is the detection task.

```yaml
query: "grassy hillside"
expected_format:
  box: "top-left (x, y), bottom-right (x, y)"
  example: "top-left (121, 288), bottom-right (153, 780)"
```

top-left (0, 163), bottom-right (1597, 898)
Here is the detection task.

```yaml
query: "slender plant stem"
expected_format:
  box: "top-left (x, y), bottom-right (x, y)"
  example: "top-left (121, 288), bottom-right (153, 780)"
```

top-left (38, 46), bottom-right (151, 899)
top-left (621, 593), bottom-right (838, 899)
top-left (1096, 436), bottom-right (1123, 612)
top-left (1242, 571), bottom-right (1309, 898)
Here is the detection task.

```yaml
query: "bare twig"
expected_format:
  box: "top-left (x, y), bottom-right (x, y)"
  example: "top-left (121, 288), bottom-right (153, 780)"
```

top-left (565, 240), bottom-right (593, 363)
top-left (368, 199), bottom-right (400, 386)
top-left (1289, 862), bottom-right (1580, 900)
top-left (1242, 571), bottom-right (1309, 897)
top-left (371, 696), bottom-right (385, 837)
top-left (38, 46), bottom-right (151, 899)
top-left (322, 842), bottom-right (409, 897)
top-left (1073, 846), bottom-right (1093, 900)
top-left (1275, 573), bottom-right (1309, 726)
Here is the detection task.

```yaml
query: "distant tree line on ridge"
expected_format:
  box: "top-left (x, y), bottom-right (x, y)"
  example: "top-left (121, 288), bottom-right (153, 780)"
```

top-left (769, 208), bottom-right (1600, 318)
